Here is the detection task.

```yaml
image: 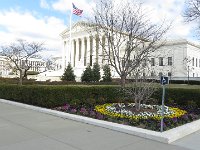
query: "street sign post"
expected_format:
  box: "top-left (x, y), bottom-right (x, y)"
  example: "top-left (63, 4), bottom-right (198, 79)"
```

top-left (160, 76), bottom-right (169, 132)
top-left (160, 76), bottom-right (169, 85)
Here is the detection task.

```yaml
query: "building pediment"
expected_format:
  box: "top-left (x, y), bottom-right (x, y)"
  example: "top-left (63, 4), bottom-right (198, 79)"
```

top-left (60, 21), bottom-right (93, 38)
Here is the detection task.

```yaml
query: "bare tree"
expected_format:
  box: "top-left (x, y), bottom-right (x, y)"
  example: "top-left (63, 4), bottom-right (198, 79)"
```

top-left (184, 0), bottom-right (200, 22)
top-left (89, 0), bottom-right (169, 87)
top-left (183, 57), bottom-right (194, 84)
top-left (121, 59), bottom-right (159, 110)
top-left (45, 56), bottom-right (57, 71)
top-left (1, 40), bottom-right (45, 85)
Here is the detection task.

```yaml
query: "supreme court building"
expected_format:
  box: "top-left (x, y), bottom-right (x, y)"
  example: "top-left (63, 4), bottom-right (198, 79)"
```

top-left (60, 21), bottom-right (200, 81)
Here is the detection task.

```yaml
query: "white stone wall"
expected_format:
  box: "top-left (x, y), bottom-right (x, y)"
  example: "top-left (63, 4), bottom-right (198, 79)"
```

top-left (186, 44), bottom-right (200, 77)
top-left (150, 41), bottom-right (187, 78)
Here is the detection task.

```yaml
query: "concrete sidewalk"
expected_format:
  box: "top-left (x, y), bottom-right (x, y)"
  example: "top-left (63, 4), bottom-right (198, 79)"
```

top-left (0, 102), bottom-right (194, 150)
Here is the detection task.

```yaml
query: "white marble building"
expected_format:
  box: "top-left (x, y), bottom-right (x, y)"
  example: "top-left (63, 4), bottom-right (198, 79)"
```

top-left (0, 55), bottom-right (46, 77)
top-left (150, 40), bottom-right (200, 80)
top-left (60, 22), bottom-right (109, 80)
top-left (0, 55), bottom-right (10, 76)
top-left (60, 22), bottom-right (200, 81)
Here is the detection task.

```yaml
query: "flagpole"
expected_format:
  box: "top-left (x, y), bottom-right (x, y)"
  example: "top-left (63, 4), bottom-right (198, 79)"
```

top-left (69, 3), bottom-right (72, 65)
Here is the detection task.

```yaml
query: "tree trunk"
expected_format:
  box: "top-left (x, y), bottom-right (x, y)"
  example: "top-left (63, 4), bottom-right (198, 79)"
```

top-left (19, 70), bottom-right (23, 85)
top-left (120, 75), bottom-right (126, 88)
top-left (135, 100), bottom-right (141, 111)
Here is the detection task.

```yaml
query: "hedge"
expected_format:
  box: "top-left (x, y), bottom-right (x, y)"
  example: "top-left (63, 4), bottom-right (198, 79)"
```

top-left (0, 77), bottom-right (119, 85)
top-left (0, 84), bottom-right (199, 108)
top-left (153, 88), bottom-right (200, 107)
top-left (0, 85), bottom-right (121, 108)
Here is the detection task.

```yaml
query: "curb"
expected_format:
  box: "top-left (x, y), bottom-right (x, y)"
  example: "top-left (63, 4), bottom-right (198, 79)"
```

top-left (0, 99), bottom-right (200, 143)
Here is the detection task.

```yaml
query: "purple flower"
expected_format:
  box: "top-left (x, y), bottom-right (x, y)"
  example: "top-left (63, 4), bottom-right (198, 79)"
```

top-left (172, 117), bottom-right (177, 123)
top-left (80, 107), bottom-right (88, 115)
top-left (89, 110), bottom-right (96, 117)
top-left (70, 108), bottom-right (77, 113)
top-left (96, 113), bottom-right (104, 120)
top-left (182, 114), bottom-right (189, 120)
top-left (61, 104), bottom-right (70, 111)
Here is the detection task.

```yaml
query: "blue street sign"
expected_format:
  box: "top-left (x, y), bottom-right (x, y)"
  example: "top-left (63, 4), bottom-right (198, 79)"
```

top-left (160, 76), bottom-right (169, 85)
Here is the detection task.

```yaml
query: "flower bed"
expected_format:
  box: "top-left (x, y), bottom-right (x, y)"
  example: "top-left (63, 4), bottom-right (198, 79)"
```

top-left (53, 102), bottom-right (200, 131)
top-left (95, 103), bottom-right (187, 120)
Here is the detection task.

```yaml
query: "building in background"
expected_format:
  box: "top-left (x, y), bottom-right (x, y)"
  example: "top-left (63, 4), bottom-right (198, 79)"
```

top-left (150, 39), bottom-right (200, 81)
top-left (0, 55), bottom-right (46, 78)
top-left (60, 22), bottom-right (200, 81)
top-left (52, 56), bottom-right (62, 71)
top-left (0, 55), bottom-right (10, 76)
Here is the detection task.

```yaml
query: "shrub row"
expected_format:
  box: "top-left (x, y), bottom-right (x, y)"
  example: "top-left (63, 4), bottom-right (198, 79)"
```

top-left (0, 84), bottom-right (199, 108)
top-left (0, 77), bottom-right (119, 85)
top-left (0, 85), bottom-right (121, 108)
top-left (152, 88), bottom-right (200, 107)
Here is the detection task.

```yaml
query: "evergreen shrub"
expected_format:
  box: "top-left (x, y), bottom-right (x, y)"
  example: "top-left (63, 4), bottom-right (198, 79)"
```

top-left (61, 63), bottom-right (76, 81)
top-left (81, 66), bottom-right (93, 82)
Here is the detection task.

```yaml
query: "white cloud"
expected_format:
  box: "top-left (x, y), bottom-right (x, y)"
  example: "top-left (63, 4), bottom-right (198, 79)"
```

top-left (0, 9), bottom-right (66, 57)
top-left (40, 0), bottom-right (50, 9)
top-left (141, 0), bottom-right (197, 41)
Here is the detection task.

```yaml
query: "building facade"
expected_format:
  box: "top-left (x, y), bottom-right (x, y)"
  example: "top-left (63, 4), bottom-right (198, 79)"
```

top-left (0, 55), bottom-right (10, 76)
top-left (0, 55), bottom-right (46, 77)
top-left (149, 40), bottom-right (200, 80)
top-left (60, 22), bottom-right (110, 80)
top-left (60, 22), bottom-right (200, 81)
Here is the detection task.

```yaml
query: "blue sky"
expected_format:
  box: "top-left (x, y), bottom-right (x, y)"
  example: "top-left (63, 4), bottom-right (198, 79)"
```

top-left (0, 0), bottom-right (198, 57)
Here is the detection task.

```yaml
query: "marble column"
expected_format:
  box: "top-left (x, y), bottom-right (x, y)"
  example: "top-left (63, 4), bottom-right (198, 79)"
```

top-left (104, 37), bottom-right (109, 65)
top-left (78, 39), bottom-right (81, 62)
top-left (66, 40), bottom-right (70, 66)
top-left (81, 37), bottom-right (85, 67)
top-left (75, 39), bottom-right (79, 67)
top-left (92, 36), bottom-right (96, 65)
top-left (62, 40), bottom-right (66, 70)
top-left (98, 36), bottom-right (103, 67)
top-left (71, 40), bottom-right (75, 67)
top-left (90, 36), bottom-right (93, 66)
top-left (86, 36), bottom-right (90, 66)
top-left (95, 36), bottom-right (99, 64)
top-left (101, 36), bottom-right (106, 66)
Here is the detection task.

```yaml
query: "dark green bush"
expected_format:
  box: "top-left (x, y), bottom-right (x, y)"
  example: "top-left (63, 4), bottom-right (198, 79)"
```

top-left (92, 62), bottom-right (101, 82)
top-left (0, 84), bottom-right (120, 108)
top-left (81, 66), bottom-right (93, 82)
top-left (152, 88), bottom-right (200, 107)
top-left (102, 65), bottom-right (112, 82)
top-left (0, 84), bottom-right (199, 108)
top-left (61, 63), bottom-right (76, 81)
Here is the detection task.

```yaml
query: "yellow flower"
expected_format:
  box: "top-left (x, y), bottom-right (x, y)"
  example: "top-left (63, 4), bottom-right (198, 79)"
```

top-left (94, 103), bottom-right (187, 121)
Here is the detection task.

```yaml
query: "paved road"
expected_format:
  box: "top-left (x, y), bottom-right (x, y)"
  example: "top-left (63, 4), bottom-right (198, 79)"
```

top-left (0, 102), bottom-right (196, 150)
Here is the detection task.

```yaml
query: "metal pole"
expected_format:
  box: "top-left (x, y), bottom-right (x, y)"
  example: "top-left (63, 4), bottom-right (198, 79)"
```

top-left (69, 4), bottom-right (72, 64)
top-left (188, 66), bottom-right (189, 85)
top-left (161, 84), bottom-right (165, 132)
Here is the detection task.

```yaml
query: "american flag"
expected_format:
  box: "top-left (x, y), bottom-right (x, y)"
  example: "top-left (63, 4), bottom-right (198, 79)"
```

top-left (72, 3), bottom-right (83, 16)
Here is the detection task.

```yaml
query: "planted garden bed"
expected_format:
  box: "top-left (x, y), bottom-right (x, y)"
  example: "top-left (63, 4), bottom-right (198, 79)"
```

top-left (53, 102), bottom-right (200, 131)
